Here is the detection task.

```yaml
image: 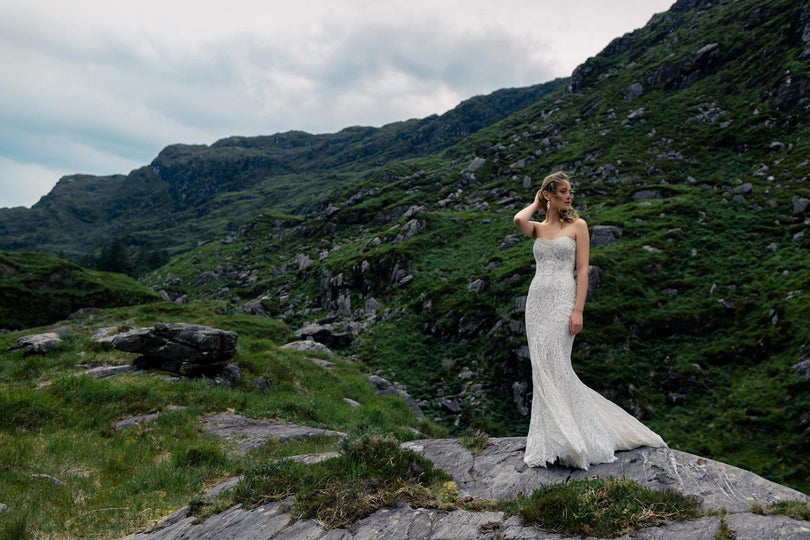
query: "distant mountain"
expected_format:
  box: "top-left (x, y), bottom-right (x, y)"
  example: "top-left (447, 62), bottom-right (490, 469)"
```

top-left (0, 79), bottom-right (565, 261)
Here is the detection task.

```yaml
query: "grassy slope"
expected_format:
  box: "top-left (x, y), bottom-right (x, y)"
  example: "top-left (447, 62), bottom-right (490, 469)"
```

top-left (0, 301), bottom-right (442, 538)
top-left (0, 250), bottom-right (161, 330)
top-left (138, 0), bottom-right (810, 494)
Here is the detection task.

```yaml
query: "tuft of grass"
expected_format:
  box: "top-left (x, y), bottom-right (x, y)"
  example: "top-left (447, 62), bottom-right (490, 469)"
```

top-left (713, 514), bottom-right (735, 540)
top-left (172, 442), bottom-right (228, 469)
top-left (750, 500), bottom-right (810, 521)
top-left (233, 433), bottom-right (452, 529)
top-left (0, 510), bottom-right (29, 540)
top-left (503, 477), bottom-right (703, 538)
top-left (459, 429), bottom-right (491, 455)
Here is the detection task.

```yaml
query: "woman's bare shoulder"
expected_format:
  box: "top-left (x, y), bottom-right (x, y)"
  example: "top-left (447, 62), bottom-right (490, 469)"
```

top-left (572, 218), bottom-right (589, 242)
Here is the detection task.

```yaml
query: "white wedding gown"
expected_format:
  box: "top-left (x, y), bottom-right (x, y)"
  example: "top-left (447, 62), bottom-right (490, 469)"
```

top-left (523, 236), bottom-right (666, 469)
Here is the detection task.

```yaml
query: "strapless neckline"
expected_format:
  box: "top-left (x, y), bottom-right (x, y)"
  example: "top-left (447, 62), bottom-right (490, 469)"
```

top-left (535, 236), bottom-right (575, 243)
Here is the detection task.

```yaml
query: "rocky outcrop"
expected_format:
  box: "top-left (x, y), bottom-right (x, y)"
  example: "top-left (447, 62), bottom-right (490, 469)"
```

top-left (5, 332), bottom-right (62, 355)
top-left (794, 354), bottom-right (810, 380)
top-left (402, 438), bottom-right (807, 513)
top-left (280, 339), bottom-right (334, 355)
top-left (294, 322), bottom-right (353, 349)
top-left (105, 323), bottom-right (237, 377)
top-left (123, 437), bottom-right (810, 540)
top-left (590, 225), bottom-right (623, 247)
top-left (367, 375), bottom-right (424, 416)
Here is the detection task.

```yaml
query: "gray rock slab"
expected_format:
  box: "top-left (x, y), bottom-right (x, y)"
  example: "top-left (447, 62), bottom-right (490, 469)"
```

top-left (400, 438), bottom-right (809, 513)
top-left (203, 477), bottom-right (242, 498)
top-left (121, 437), bottom-right (810, 540)
top-left (80, 364), bottom-right (136, 379)
top-left (30, 473), bottom-right (66, 486)
top-left (286, 451), bottom-right (340, 464)
top-left (200, 412), bottom-right (345, 452)
top-left (310, 357), bottom-right (336, 369)
top-left (281, 505), bottom-right (559, 540)
top-left (115, 407), bottom-right (187, 431)
top-left (281, 340), bottom-right (334, 355)
top-left (430, 509), bottom-right (534, 539)
top-left (273, 519), bottom-right (333, 539)
top-left (726, 512), bottom-right (810, 540)
top-left (115, 413), bottom-right (160, 431)
top-left (615, 516), bottom-right (721, 539)
top-left (343, 398), bottom-right (361, 408)
top-left (91, 326), bottom-right (123, 345)
top-left (124, 502), bottom-right (292, 540)
top-left (142, 507), bottom-right (193, 536)
top-left (6, 332), bottom-right (62, 355)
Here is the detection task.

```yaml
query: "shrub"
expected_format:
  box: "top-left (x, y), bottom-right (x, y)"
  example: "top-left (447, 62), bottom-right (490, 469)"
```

top-left (234, 434), bottom-right (451, 528)
top-left (504, 477), bottom-right (702, 538)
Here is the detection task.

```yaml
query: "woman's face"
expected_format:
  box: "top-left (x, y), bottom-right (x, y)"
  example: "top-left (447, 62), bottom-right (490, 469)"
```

top-left (547, 180), bottom-right (573, 210)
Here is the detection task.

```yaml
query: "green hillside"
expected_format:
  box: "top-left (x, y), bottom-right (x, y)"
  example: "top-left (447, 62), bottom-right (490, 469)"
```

top-left (140, 0), bottom-right (810, 493)
top-left (0, 251), bottom-right (160, 330)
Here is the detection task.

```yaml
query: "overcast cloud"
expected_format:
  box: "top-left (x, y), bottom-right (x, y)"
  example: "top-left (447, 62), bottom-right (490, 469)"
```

top-left (0, 0), bottom-right (674, 208)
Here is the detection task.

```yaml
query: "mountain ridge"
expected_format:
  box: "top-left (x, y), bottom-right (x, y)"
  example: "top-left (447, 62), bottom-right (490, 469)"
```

top-left (0, 79), bottom-right (566, 261)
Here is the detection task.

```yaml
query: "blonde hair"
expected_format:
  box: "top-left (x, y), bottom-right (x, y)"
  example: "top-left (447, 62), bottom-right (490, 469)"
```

top-left (540, 171), bottom-right (579, 225)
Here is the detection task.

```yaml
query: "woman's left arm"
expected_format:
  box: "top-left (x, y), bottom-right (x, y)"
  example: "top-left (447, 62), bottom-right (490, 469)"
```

top-left (570, 219), bottom-right (590, 335)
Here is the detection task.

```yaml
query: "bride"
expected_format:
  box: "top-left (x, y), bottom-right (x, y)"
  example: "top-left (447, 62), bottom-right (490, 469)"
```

top-left (513, 171), bottom-right (666, 469)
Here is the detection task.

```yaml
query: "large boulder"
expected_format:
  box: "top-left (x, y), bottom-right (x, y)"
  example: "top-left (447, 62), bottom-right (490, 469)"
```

top-left (294, 323), bottom-right (352, 349)
top-left (5, 333), bottom-right (62, 356)
top-left (367, 375), bottom-right (423, 416)
top-left (109, 323), bottom-right (237, 376)
top-left (590, 225), bottom-right (623, 247)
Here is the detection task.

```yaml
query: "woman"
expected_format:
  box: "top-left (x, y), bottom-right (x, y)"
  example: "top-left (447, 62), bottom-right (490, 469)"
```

top-left (513, 171), bottom-right (666, 469)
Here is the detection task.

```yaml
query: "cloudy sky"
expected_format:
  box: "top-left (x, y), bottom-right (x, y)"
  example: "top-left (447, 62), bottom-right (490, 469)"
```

top-left (0, 0), bottom-right (674, 209)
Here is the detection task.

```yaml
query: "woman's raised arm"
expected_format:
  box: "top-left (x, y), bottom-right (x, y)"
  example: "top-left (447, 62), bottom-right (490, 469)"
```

top-left (514, 190), bottom-right (543, 238)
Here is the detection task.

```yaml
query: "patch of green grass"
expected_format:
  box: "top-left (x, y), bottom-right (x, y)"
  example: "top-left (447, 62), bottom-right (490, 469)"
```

top-left (0, 250), bottom-right (160, 330)
top-left (459, 429), bottom-right (491, 455)
top-left (503, 477), bottom-right (703, 538)
top-left (233, 433), bottom-right (452, 529)
top-left (750, 500), bottom-right (810, 521)
top-left (714, 515), bottom-right (735, 540)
